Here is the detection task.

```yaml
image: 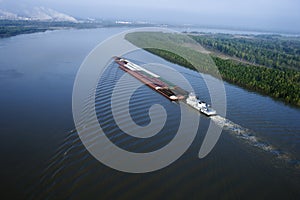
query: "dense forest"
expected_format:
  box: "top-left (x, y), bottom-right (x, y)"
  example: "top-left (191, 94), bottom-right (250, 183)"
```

top-left (126, 32), bottom-right (300, 107)
top-left (190, 33), bottom-right (300, 71)
top-left (213, 56), bottom-right (300, 106)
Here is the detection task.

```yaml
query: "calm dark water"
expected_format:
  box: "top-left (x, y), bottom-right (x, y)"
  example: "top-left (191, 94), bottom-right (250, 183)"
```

top-left (0, 28), bottom-right (300, 199)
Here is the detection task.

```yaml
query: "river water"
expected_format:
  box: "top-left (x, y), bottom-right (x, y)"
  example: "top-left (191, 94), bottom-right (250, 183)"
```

top-left (0, 28), bottom-right (299, 199)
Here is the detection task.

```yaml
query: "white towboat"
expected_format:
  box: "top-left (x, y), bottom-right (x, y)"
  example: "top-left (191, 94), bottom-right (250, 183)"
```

top-left (186, 93), bottom-right (217, 116)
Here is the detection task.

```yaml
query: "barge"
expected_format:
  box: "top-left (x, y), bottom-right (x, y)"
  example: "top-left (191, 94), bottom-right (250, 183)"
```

top-left (114, 56), bottom-right (217, 116)
top-left (114, 56), bottom-right (185, 101)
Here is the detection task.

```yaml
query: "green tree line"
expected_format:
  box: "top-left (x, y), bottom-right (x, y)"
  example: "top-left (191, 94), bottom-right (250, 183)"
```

top-left (191, 34), bottom-right (300, 71)
top-left (213, 56), bottom-right (300, 106)
top-left (144, 48), bottom-right (300, 106)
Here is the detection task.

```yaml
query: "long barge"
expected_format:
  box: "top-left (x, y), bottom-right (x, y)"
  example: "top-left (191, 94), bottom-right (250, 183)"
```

top-left (114, 56), bottom-right (216, 116)
top-left (114, 56), bottom-right (185, 101)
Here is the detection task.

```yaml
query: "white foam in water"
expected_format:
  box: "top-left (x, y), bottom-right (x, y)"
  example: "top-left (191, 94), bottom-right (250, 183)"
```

top-left (210, 115), bottom-right (300, 169)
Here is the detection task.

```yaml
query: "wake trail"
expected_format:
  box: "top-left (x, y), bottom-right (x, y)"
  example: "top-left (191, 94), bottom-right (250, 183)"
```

top-left (210, 115), bottom-right (300, 170)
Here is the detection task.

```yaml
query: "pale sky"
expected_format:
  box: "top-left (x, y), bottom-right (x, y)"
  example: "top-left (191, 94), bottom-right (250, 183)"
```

top-left (1, 0), bottom-right (300, 33)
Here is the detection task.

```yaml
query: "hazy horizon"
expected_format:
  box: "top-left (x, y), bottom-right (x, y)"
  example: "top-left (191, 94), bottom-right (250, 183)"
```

top-left (1, 0), bottom-right (300, 33)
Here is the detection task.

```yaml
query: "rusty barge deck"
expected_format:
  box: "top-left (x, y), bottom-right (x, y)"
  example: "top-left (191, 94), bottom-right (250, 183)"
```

top-left (114, 56), bottom-right (186, 101)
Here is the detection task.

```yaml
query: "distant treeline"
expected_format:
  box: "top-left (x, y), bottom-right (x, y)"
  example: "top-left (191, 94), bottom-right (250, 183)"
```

top-left (190, 33), bottom-right (300, 71)
top-left (0, 20), bottom-right (101, 38)
top-left (0, 26), bottom-right (47, 38)
top-left (0, 20), bottom-right (155, 38)
top-left (143, 48), bottom-right (300, 107)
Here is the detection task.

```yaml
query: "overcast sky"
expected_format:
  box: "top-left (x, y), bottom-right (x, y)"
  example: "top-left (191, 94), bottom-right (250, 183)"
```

top-left (1, 0), bottom-right (300, 33)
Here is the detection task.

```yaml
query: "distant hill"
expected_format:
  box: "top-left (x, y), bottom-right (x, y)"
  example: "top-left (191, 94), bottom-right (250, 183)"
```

top-left (0, 7), bottom-right (78, 23)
